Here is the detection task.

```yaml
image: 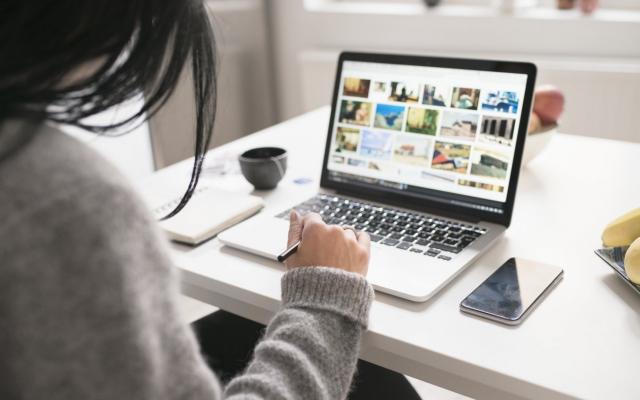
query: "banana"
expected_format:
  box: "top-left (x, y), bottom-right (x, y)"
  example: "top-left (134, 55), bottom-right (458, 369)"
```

top-left (602, 208), bottom-right (640, 247)
top-left (624, 238), bottom-right (640, 285)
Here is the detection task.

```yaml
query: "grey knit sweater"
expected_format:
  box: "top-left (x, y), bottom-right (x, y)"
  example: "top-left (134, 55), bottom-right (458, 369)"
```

top-left (0, 120), bottom-right (374, 399)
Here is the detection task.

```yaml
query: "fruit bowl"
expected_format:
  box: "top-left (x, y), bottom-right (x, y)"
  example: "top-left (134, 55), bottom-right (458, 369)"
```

top-left (522, 123), bottom-right (557, 165)
top-left (595, 247), bottom-right (640, 296)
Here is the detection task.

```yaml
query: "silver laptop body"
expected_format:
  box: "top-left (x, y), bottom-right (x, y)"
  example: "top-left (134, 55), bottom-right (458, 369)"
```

top-left (220, 52), bottom-right (536, 302)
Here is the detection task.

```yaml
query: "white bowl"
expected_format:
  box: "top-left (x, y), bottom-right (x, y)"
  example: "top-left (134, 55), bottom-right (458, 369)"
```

top-left (522, 123), bottom-right (557, 165)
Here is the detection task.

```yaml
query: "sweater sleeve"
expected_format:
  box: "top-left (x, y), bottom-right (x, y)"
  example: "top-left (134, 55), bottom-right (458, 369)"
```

top-left (224, 267), bottom-right (374, 400)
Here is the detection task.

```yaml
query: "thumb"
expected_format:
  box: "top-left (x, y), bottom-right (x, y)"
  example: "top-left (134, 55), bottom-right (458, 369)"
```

top-left (287, 210), bottom-right (302, 246)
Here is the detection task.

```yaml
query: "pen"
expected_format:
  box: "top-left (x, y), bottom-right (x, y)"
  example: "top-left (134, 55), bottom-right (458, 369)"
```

top-left (277, 240), bottom-right (300, 263)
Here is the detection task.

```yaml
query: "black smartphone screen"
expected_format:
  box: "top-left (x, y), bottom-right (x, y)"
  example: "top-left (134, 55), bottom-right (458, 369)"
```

top-left (461, 258), bottom-right (563, 323)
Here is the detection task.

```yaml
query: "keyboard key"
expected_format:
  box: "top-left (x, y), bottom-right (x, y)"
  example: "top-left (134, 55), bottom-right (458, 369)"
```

top-left (396, 242), bottom-right (412, 250)
top-left (416, 239), bottom-right (430, 246)
top-left (381, 238), bottom-right (399, 246)
top-left (431, 236), bottom-right (445, 243)
top-left (409, 248), bottom-right (423, 254)
top-left (430, 243), bottom-right (463, 254)
top-left (369, 234), bottom-right (384, 242)
top-left (402, 236), bottom-right (416, 243)
top-left (438, 255), bottom-right (452, 261)
top-left (443, 239), bottom-right (459, 246)
top-left (425, 250), bottom-right (438, 257)
top-left (462, 229), bottom-right (481, 238)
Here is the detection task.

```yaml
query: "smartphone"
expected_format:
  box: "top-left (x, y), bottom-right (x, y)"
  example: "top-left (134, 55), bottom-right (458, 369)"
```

top-left (460, 257), bottom-right (563, 325)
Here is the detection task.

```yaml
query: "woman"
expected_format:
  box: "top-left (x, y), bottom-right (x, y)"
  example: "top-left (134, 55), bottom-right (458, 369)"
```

top-left (0, 1), bottom-right (421, 399)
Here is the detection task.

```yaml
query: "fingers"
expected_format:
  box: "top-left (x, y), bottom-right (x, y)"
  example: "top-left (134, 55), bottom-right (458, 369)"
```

top-left (342, 226), bottom-right (358, 241)
top-left (287, 210), bottom-right (323, 245)
top-left (287, 210), bottom-right (302, 247)
top-left (298, 212), bottom-right (324, 242)
top-left (301, 212), bottom-right (324, 232)
top-left (293, 212), bottom-right (366, 247)
top-left (356, 230), bottom-right (371, 250)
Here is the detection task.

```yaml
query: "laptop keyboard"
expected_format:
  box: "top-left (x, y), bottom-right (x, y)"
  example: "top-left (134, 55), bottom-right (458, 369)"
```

top-left (276, 194), bottom-right (486, 260)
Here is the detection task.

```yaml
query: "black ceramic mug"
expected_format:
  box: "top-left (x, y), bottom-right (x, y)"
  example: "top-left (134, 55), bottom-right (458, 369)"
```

top-left (239, 147), bottom-right (287, 190)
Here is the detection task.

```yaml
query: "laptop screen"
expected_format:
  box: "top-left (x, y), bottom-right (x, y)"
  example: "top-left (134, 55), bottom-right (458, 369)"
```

top-left (324, 59), bottom-right (531, 217)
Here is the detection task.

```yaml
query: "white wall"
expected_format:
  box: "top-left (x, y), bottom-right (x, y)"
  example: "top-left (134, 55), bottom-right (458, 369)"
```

top-left (60, 99), bottom-right (155, 183)
top-left (267, 0), bottom-right (640, 142)
top-left (149, 0), bottom-right (277, 168)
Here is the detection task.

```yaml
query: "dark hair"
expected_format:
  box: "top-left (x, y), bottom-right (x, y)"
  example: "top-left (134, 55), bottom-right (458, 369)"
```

top-left (0, 0), bottom-right (217, 219)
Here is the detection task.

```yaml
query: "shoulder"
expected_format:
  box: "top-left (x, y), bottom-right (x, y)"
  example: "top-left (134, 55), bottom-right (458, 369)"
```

top-left (2, 122), bottom-right (137, 204)
top-left (0, 122), bottom-right (153, 230)
top-left (0, 120), bottom-right (176, 298)
top-left (0, 122), bottom-right (168, 270)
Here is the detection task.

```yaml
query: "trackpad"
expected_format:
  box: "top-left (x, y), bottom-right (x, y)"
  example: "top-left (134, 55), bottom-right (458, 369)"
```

top-left (218, 216), bottom-right (289, 260)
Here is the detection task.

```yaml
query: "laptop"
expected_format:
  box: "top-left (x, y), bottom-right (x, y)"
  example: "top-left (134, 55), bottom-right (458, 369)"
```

top-left (219, 52), bottom-right (536, 302)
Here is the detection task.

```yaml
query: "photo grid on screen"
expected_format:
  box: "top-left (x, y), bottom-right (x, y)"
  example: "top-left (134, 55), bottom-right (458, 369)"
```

top-left (329, 64), bottom-right (526, 203)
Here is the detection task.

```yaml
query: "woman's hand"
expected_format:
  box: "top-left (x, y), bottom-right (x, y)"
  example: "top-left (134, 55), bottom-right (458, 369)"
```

top-left (285, 210), bottom-right (370, 276)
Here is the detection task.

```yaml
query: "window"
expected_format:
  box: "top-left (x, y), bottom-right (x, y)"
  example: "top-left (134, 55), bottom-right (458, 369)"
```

top-left (334, 0), bottom-right (640, 11)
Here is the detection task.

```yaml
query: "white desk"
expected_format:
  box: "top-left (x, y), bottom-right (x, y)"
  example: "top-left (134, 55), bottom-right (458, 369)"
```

top-left (153, 107), bottom-right (640, 400)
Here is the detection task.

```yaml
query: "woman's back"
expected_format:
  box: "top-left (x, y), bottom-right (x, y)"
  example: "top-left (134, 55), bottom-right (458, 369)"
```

top-left (0, 120), bottom-right (220, 399)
